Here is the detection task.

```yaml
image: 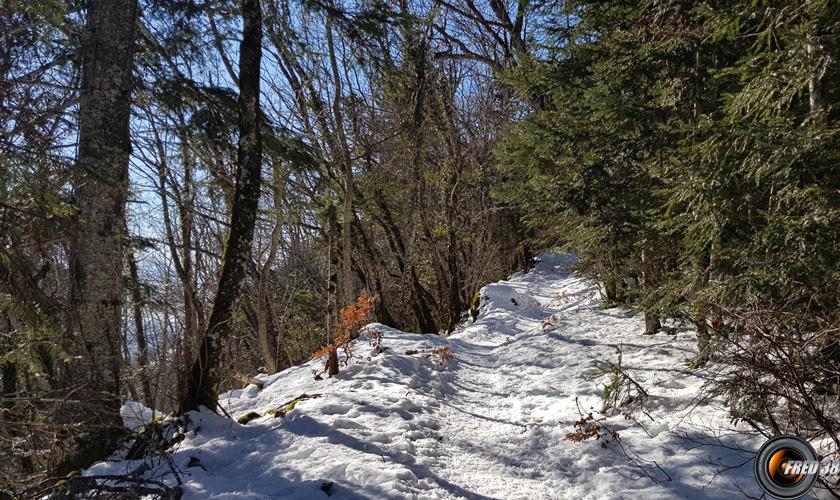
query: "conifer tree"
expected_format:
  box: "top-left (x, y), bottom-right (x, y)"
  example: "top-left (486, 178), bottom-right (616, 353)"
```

top-left (62, 0), bottom-right (138, 473)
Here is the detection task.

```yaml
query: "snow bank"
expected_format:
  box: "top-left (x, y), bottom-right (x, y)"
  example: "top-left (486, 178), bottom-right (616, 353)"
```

top-left (88, 254), bottom-right (772, 499)
top-left (120, 400), bottom-right (163, 431)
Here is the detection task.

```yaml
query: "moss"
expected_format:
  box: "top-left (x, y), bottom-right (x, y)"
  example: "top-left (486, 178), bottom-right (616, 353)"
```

top-left (236, 411), bottom-right (262, 425)
top-left (266, 393), bottom-right (322, 419)
top-left (469, 292), bottom-right (481, 319)
top-left (281, 399), bottom-right (299, 413)
top-left (266, 400), bottom-right (298, 419)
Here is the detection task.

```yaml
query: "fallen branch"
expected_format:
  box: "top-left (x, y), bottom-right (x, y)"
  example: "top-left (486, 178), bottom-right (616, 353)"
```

top-left (25, 474), bottom-right (182, 499)
top-left (233, 372), bottom-right (265, 390)
top-left (267, 393), bottom-right (322, 418)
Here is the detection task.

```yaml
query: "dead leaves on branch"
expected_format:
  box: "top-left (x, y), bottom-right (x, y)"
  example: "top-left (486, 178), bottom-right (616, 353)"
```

top-left (313, 291), bottom-right (378, 378)
top-left (311, 291), bottom-right (458, 380)
top-left (565, 411), bottom-right (621, 446)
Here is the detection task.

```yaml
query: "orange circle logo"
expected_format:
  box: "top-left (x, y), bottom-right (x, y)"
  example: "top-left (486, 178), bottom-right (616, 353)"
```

top-left (767, 448), bottom-right (805, 486)
top-left (755, 435), bottom-right (819, 499)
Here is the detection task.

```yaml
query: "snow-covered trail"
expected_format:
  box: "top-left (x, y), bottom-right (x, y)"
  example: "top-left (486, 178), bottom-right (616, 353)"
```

top-left (428, 259), bottom-right (593, 498)
top-left (418, 254), bottom-right (758, 499)
top-left (96, 254), bottom-right (765, 499)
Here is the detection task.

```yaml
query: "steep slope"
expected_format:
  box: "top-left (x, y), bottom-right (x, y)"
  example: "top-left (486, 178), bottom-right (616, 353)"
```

top-left (91, 254), bottom-right (765, 499)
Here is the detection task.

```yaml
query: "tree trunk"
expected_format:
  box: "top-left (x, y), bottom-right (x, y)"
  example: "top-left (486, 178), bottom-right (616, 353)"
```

top-left (177, 126), bottom-right (200, 396)
top-left (644, 312), bottom-right (661, 335)
top-left (256, 162), bottom-right (286, 374)
top-left (128, 251), bottom-right (153, 405)
top-left (641, 249), bottom-right (660, 335)
top-left (326, 16), bottom-right (355, 307)
top-left (154, 124), bottom-right (200, 403)
top-left (1, 312), bottom-right (16, 422)
top-left (401, 13), bottom-right (438, 334)
top-left (180, 0), bottom-right (263, 413)
top-left (370, 189), bottom-right (435, 331)
top-left (1, 362), bottom-right (16, 420)
top-left (349, 218), bottom-right (398, 327)
top-left (61, 0), bottom-right (137, 473)
top-left (441, 77), bottom-right (464, 333)
top-left (603, 277), bottom-right (623, 303)
top-left (325, 204), bottom-right (340, 377)
top-left (692, 245), bottom-right (713, 366)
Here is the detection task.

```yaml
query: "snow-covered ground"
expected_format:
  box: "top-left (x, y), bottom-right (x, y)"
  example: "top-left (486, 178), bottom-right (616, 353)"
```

top-left (90, 254), bottom-right (773, 499)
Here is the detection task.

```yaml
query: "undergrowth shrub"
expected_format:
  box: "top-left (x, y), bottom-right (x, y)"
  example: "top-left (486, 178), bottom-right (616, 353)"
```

top-left (368, 328), bottom-right (384, 354)
top-left (586, 347), bottom-right (649, 417)
top-left (431, 347), bottom-right (454, 367)
top-left (712, 300), bottom-right (840, 452)
top-left (313, 291), bottom-right (378, 378)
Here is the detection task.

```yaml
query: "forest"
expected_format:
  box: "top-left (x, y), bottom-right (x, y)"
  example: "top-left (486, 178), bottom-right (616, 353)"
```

top-left (1, 0), bottom-right (839, 497)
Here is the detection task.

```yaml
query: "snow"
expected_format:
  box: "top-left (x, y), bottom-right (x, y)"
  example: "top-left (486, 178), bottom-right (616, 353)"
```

top-left (121, 400), bottom-right (164, 431)
top-left (88, 254), bottom-right (776, 499)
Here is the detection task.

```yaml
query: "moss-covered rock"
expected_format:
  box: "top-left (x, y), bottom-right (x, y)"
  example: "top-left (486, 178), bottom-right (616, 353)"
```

top-left (236, 411), bottom-right (262, 425)
top-left (266, 393), bottom-right (322, 419)
top-left (469, 292), bottom-right (481, 320)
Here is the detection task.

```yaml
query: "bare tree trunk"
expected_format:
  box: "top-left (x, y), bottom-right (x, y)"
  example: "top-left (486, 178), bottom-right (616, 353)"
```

top-left (177, 126), bottom-right (200, 391)
top-left (644, 312), bottom-right (661, 335)
top-left (370, 190), bottom-right (435, 332)
top-left (1, 362), bottom-right (16, 420)
top-left (180, 0), bottom-right (263, 413)
top-left (152, 121), bottom-right (201, 402)
top-left (641, 249), bottom-right (660, 335)
top-left (439, 75), bottom-right (464, 333)
top-left (256, 162), bottom-right (286, 374)
top-left (325, 204), bottom-right (340, 377)
top-left (692, 245), bottom-right (713, 366)
top-left (326, 16), bottom-right (354, 307)
top-left (128, 251), bottom-right (153, 405)
top-left (1, 312), bottom-right (16, 422)
top-left (402, 16), bottom-right (439, 334)
top-left (60, 0), bottom-right (137, 474)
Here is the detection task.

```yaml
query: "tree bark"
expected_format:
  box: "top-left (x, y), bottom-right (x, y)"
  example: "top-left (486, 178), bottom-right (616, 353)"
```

top-left (439, 76), bottom-right (464, 333)
top-left (61, 0), bottom-right (137, 472)
top-left (1, 362), bottom-right (16, 420)
top-left (403, 21), bottom-right (439, 334)
top-left (692, 245), bottom-right (713, 366)
top-left (641, 249), bottom-right (660, 335)
top-left (256, 162), bottom-right (286, 374)
top-left (152, 121), bottom-right (201, 401)
top-left (644, 312), bottom-right (661, 335)
top-left (1, 312), bottom-right (16, 422)
top-left (603, 277), bottom-right (623, 303)
top-left (326, 16), bottom-right (355, 307)
top-left (128, 251), bottom-right (153, 405)
top-left (325, 204), bottom-right (340, 377)
top-left (180, 0), bottom-right (263, 413)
